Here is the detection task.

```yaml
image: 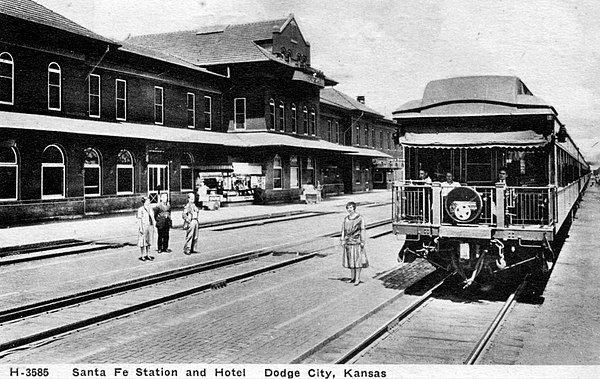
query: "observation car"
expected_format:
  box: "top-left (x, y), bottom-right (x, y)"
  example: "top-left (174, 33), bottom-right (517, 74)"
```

top-left (391, 76), bottom-right (590, 289)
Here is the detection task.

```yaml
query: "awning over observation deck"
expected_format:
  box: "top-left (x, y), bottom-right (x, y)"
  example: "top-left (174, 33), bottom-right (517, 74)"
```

top-left (400, 130), bottom-right (550, 149)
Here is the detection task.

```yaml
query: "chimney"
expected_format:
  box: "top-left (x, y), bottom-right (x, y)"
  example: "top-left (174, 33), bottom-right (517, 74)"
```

top-left (357, 96), bottom-right (365, 104)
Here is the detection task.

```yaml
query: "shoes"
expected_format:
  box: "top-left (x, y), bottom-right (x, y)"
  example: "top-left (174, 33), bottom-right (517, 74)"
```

top-left (146, 256), bottom-right (155, 261)
top-left (158, 250), bottom-right (163, 254)
top-left (166, 248), bottom-right (172, 253)
top-left (354, 281), bottom-right (361, 286)
top-left (184, 251), bottom-right (191, 255)
top-left (139, 257), bottom-right (146, 261)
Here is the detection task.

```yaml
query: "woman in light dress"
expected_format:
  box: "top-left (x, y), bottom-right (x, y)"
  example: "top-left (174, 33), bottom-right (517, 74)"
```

top-left (340, 201), bottom-right (368, 285)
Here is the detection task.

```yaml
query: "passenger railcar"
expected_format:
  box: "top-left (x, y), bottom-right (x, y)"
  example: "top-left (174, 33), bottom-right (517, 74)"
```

top-left (391, 76), bottom-right (590, 289)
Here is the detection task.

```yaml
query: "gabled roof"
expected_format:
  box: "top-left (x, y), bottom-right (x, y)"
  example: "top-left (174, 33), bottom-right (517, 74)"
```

top-left (0, 0), bottom-right (115, 44)
top-left (394, 75), bottom-right (555, 117)
top-left (126, 16), bottom-right (291, 66)
top-left (320, 88), bottom-right (383, 117)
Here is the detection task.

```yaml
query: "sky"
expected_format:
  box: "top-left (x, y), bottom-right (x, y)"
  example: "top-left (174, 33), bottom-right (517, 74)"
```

top-left (36, 0), bottom-right (600, 166)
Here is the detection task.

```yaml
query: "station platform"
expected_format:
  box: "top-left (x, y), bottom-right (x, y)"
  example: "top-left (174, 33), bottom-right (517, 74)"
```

top-left (515, 183), bottom-right (600, 364)
top-left (0, 190), bottom-right (391, 250)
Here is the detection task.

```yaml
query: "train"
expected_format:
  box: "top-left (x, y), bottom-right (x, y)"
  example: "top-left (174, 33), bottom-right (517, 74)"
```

top-left (391, 76), bottom-right (590, 290)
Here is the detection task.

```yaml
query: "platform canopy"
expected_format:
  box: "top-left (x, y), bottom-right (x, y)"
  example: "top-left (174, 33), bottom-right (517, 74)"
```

top-left (400, 130), bottom-right (550, 149)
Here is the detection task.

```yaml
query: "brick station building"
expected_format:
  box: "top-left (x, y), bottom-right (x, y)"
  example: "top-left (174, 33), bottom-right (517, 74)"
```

top-left (0, 0), bottom-right (398, 224)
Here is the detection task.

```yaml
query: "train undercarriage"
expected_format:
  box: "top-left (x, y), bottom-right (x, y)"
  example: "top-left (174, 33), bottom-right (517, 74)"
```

top-left (399, 235), bottom-right (554, 290)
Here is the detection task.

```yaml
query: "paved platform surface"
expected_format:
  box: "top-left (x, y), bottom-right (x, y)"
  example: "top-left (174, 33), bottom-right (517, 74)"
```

top-left (515, 183), bottom-right (600, 364)
top-left (0, 190), bottom-right (391, 249)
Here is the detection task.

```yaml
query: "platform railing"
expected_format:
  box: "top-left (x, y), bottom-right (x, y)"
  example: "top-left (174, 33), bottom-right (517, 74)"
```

top-left (508, 187), bottom-right (554, 226)
top-left (392, 183), bottom-right (432, 224)
top-left (393, 182), bottom-right (556, 228)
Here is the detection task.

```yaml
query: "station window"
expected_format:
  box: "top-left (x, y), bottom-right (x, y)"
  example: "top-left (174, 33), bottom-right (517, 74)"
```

top-left (0, 145), bottom-right (18, 200)
top-left (273, 155), bottom-right (282, 189)
top-left (310, 108), bottom-right (316, 135)
top-left (305, 156), bottom-right (315, 184)
top-left (355, 161), bottom-right (361, 184)
top-left (291, 104), bottom-right (297, 134)
top-left (89, 74), bottom-right (101, 118)
top-left (372, 129), bottom-right (376, 148)
top-left (187, 93), bottom-right (195, 128)
top-left (116, 79), bottom-right (127, 121)
top-left (48, 62), bottom-right (61, 111)
top-left (41, 145), bottom-right (65, 199)
top-left (290, 155), bottom-right (299, 189)
top-left (303, 106), bottom-right (308, 135)
top-left (335, 121), bottom-right (339, 144)
top-left (0, 52), bottom-right (14, 105)
top-left (327, 120), bottom-right (332, 142)
top-left (181, 152), bottom-right (194, 192)
top-left (234, 98), bottom-right (246, 129)
top-left (84, 148), bottom-right (101, 197)
top-left (116, 150), bottom-right (134, 194)
top-left (268, 98), bottom-right (275, 130)
top-left (154, 86), bottom-right (164, 125)
top-left (204, 96), bottom-right (212, 130)
top-left (279, 101), bottom-right (285, 132)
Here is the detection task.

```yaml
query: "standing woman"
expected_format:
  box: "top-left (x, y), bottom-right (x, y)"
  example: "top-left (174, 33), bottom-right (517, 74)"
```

top-left (182, 192), bottom-right (200, 255)
top-left (340, 201), bottom-right (368, 285)
top-left (137, 196), bottom-right (156, 261)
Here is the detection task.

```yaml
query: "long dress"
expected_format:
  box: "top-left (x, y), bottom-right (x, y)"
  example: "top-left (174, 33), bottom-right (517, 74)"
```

top-left (342, 214), bottom-right (368, 268)
top-left (137, 205), bottom-right (155, 248)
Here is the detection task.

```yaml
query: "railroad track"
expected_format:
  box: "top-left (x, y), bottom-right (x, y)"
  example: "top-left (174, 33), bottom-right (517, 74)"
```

top-left (0, 210), bottom-right (339, 266)
top-left (295, 275), bottom-right (528, 364)
top-left (0, 240), bottom-right (126, 266)
top-left (0, 219), bottom-right (391, 356)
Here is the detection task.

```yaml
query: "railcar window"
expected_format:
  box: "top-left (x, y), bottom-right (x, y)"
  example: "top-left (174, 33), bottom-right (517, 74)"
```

top-left (466, 149), bottom-right (492, 184)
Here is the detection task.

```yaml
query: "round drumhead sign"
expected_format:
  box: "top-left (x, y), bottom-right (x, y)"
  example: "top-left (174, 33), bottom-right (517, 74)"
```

top-left (445, 186), bottom-right (483, 223)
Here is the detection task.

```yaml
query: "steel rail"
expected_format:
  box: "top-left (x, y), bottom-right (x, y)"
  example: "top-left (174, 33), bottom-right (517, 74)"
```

top-left (0, 250), bottom-right (325, 353)
top-left (464, 278), bottom-right (529, 364)
top-left (0, 219), bottom-right (390, 324)
top-left (334, 273), bottom-right (453, 364)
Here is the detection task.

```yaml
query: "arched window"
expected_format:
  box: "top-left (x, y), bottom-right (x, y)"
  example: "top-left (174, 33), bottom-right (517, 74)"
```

top-left (0, 52), bottom-right (14, 105)
top-left (268, 98), bottom-right (275, 130)
top-left (0, 145), bottom-right (18, 200)
top-left (116, 150), bottom-right (134, 194)
top-left (291, 103), bottom-right (297, 134)
top-left (181, 152), bottom-right (194, 192)
top-left (310, 108), bottom-right (316, 135)
top-left (48, 62), bottom-right (61, 111)
top-left (279, 101), bottom-right (285, 132)
top-left (273, 154), bottom-right (282, 189)
top-left (42, 144), bottom-right (65, 198)
top-left (84, 148), bottom-right (101, 196)
top-left (303, 106), bottom-right (308, 135)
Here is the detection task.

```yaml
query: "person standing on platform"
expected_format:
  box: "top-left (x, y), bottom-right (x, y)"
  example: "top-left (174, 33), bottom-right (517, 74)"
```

top-left (316, 181), bottom-right (323, 203)
top-left (182, 192), bottom-right (200, 255)
top-left (196, 179), bottom-right (208, 210)
top-left (155, 192), bottom-right (172, 253)
top-left (136, 196), bottom-right (156, 261)
top-left (340, 201), bottom-right (368, 286)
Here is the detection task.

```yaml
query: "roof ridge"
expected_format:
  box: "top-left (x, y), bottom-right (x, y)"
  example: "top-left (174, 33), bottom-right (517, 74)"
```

top-left (225, 16), bottom-right (289, 28)
top-left (126, 28), bottom-right (197, 40)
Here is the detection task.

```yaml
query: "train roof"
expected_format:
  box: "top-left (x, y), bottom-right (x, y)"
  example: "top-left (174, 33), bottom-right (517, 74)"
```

top-left (393, 76), bottom-right (556, 118)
